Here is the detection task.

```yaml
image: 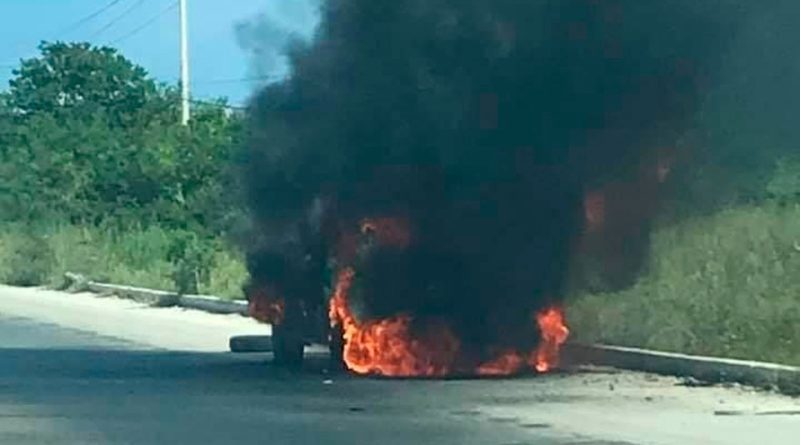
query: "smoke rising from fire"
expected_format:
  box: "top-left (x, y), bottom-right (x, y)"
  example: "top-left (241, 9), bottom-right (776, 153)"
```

top-left (242, 1), bottom-right (747, 368)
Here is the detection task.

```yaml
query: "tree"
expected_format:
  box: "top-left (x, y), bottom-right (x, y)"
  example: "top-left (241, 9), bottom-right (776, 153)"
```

top-left (8, 41), bottom-right (171, 127)
top-left (0, 41), bottom-right (244, 232)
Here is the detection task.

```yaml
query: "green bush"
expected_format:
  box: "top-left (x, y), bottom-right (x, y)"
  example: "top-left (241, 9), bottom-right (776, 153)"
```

top-left (202, 249), bottom-right (248, 300)
top-left (0, 42), bottom-right (248, 299)
top-left (567, 203), bottom-right (800, 366)
top-left (0, 42), bottom-right (243, 233)
top-left (46, 224), bottom-right (174, 290)
top-left (0, 224), bottom-right (247, 299)
top-left (0, 231), bottom-right (55, 287)
top-left (167, 231), bottom-right (217, 295)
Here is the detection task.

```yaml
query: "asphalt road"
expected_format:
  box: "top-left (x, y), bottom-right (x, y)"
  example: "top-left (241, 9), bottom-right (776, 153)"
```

top-left (1, 286), bottom-right (798, 445)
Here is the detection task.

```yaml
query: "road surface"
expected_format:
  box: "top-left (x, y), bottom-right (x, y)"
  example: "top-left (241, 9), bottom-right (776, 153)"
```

top-left (0, 285), bottom-right (797, 445)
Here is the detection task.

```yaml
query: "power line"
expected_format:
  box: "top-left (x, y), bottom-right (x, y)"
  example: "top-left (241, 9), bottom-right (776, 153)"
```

top-left (55, 0), bottom-right (126, 37)
top-left (0, 0), bottom-right (128, 68)
top-left (193, 76), bottom-right (278, 85)
top-left (109, 1), bottom-right (178, 45)
top-left (190, 98), bottom-right (247, 111)
top-left (90, 0), bottom-right (148, 40)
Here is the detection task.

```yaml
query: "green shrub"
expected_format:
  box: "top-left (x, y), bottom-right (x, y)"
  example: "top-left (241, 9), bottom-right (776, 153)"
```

top-left (0, 224), bottom-right (246, 299)
top-left (0, 43), bottom-right (246, 298)
top-left (166, 231), bottom-right (217, 295)
top-left (45, 224), bottom-right (173, 290)
top-left (567, 203), bottom-right (800, 366)
top-left (0, 231), bottom-right (55, 287)
top-left (202, 248), bottom-right (248, 300)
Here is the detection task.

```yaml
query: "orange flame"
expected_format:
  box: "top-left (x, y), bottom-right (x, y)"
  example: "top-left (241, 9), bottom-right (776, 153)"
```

top-left (475, 308), bottom-right (569, 376)
top-left (531, 307), bottom-right (570, 373)
top-left (476, 350), bottom-right (525, 376)
top-left (329, 268), bottom-right (460, 376)
top-left (248, 288), bottom-right (286, 326)
top-left (329, 267), bottom-right (570, 377)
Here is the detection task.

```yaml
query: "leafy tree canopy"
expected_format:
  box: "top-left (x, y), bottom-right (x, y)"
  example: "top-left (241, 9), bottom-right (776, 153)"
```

top-left (0, 41), bottom-right (245, 235)
top-left (7, 42), bottom-right (176, 127)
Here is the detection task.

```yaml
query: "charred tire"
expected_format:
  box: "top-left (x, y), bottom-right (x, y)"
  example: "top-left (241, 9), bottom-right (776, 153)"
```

top-left (329, 324), bottom-right (346, 371)
top-left (272, 325), bottom-right (305, 368)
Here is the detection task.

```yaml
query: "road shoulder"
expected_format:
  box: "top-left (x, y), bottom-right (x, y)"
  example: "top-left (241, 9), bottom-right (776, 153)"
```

top-left (0, 285), bottom-right (268, 352)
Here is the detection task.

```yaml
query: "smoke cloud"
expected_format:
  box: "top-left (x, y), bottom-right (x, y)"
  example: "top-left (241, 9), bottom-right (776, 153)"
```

top-left (235, 0), bottom-right (320, 79)
top-left (242, 0), bottom-right (748, 357)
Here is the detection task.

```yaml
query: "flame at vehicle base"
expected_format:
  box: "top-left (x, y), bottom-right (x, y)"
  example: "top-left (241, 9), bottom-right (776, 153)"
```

top-left (248, 287), bottom-right (286, 326)
top-left (329, 268), bottom-right (569, 377)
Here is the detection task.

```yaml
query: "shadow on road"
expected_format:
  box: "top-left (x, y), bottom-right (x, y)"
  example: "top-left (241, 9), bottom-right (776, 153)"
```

top-left (0, 347), bottom-right (572, 444)
top-left (0, 347), bottom-right (329, 381)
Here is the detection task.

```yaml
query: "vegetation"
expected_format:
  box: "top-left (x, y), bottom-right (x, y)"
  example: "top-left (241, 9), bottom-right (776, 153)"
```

top-left (0, 229), bottom-right (55, 287)
top-left (567, 203), bottom-right (800, 366)
top-left (0, 42), bottom-right (247, 298)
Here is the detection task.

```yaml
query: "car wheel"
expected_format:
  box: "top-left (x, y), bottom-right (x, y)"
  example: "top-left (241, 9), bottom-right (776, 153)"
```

top-left (329, 323), bottom-right (346, 371)
top-left (272, 324), bottom-right (304, 368)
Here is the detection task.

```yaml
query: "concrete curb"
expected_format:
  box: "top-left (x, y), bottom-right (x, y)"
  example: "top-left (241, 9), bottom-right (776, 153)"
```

top-left (178, 294), bottom-right (248, 315)
top-left (64, 272), bottom-right (248, 315)
top-left (563, 343), bottom-right (800, 396)
top-left (86, 281), bottom-right (180, 307)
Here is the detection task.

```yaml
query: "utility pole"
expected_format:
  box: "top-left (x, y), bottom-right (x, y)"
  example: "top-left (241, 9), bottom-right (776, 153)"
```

top-left (179, 0), bottom-right (191, 125)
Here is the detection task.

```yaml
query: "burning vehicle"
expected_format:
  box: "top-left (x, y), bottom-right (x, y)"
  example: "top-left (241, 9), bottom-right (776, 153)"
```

top-left (240, 0), bottom-right (738, 377)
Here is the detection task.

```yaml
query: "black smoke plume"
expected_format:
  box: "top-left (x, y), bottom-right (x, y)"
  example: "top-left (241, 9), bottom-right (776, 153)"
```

top-left (242, 0), bottom-right (746, 359)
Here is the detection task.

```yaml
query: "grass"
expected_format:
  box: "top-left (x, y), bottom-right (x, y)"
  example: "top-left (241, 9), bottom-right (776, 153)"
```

top-left (0, 223), bottom-right (247, 300)
top-left (566, 202), bottom-right (800, 366)
top-left (0, 230), bottom-right (55, 287)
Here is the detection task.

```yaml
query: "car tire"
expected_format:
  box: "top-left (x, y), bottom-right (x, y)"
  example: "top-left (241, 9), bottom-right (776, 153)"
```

top-left (272, 324), bottom-right (305, 368)
top-left (329, 324), bottom-right (346, 371)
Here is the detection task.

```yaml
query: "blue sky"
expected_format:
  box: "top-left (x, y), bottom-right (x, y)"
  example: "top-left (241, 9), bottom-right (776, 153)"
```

top-left (0, 0), bottom-right (319, 105)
